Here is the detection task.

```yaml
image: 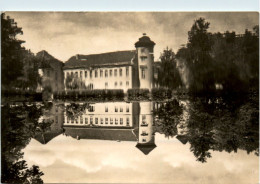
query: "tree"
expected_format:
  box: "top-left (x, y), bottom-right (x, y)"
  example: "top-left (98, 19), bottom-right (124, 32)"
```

top-left (187, 18), bottom-right (215, 93)
top-left (158, 47), bottom-right (182, 89)
top-left (1, 13), bottom-right (25, 89)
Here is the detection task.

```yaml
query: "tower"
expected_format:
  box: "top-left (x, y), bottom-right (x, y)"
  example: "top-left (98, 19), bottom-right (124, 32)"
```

top-left (136, 102), bottom-right (156, 155)
top-left (135, 33), bottom-right (155, 90)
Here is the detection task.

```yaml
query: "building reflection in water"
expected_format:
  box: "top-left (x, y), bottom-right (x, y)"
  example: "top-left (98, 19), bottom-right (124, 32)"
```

top-left (63, 101), bottom-right (157, 155)
top-left (34, 104), bottom-right (64, 144)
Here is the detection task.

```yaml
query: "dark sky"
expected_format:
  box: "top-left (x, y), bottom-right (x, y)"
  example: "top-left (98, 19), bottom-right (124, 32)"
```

top-left (7, 12), bottom-right (259, 62)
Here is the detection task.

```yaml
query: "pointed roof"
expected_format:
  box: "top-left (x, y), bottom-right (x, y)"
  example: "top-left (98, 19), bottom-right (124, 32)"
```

top-left (176, 135), bottom-right (189, 145)
top-left (64, 50), bottom-right (136, 69)
top-left (36, 50), bottom-right (64, 69)
top-left (136, 142), bottom-right (157, 155)
top-left (34, 131), bottom-right (63, 144)
top-left (135, 33), bottom-right (155, 48)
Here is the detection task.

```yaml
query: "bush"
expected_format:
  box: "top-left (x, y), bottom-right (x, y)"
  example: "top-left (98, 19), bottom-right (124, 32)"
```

top-left (152, 88), bottom-right (172, 100)
top-left (53, 89), bottom-right (124, 101)
top-left (127, 88), bottom-right (150, 100)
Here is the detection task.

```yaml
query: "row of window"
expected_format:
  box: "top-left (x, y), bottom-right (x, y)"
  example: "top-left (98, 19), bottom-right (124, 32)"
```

top-left (105, 81), bottom-right (130, 88)
top-left (82, 105), bottom-right (130, 113)
top-left (68, 117), bottom-right (130, 125)
top-left (66, 67), bottom-right (129, 79)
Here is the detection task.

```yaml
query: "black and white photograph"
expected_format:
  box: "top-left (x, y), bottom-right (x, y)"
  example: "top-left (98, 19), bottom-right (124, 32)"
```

top-left (1, 12), bottom-right (259, 183)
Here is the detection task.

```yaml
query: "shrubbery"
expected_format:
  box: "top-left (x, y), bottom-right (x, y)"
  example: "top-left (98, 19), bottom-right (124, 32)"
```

top-left (127, 88), bottom-right (150, 101)
top-left (53, 89), bottom-right (124, 101)
top-left (152, 88), bottom-right (172, 100)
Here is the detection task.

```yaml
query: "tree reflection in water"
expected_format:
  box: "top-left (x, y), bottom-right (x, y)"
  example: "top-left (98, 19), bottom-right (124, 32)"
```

top-left (154, 94), bottom-right (259, 163)
top-left (1, 103), bottom-right (53, 184)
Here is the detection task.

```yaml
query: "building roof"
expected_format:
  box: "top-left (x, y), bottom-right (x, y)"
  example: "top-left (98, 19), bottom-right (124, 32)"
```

top-left (64, 50), bottom-right (136, 69)
top-left (64, 127), bottom-right (138, 142)
top-left (136, 142), bottom-right (157, 155)
top-left (176, 135), bottom-right (189, 145)
top-left (36, 50), bottom-right (64, 69)
top-left (135, 33), bottom-right (155, 48)
top-left (34, 131), bottom-right (63, 144)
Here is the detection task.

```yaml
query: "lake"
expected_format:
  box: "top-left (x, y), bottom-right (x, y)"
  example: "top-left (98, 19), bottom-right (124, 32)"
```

top-left (1, 95), bottom-right (259, 183)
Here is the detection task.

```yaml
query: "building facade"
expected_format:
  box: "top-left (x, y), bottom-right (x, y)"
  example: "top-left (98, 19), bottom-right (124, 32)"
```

top-left (63, 34), bottom-right (156, 92)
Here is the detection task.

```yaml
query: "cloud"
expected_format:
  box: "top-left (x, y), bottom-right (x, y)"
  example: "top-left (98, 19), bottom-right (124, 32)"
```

top-left (22, 133), bottom-right (259, 183)
top-left (6, 12), bottom-right (258, 62)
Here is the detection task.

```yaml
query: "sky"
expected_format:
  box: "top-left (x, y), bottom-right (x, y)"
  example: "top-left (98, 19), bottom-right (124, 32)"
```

top-left (23, 133), bottom-right (259, 183)
top-left (6, 12), bottom-right (259, 62)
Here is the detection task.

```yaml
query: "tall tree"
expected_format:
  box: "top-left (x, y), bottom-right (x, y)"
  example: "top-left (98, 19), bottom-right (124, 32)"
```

top-left (186, 18), bottom-right (215, 93)
top-left (1, 13), bottom-right (25, 89)
top-left (158, 47), bottom-right (182, 89)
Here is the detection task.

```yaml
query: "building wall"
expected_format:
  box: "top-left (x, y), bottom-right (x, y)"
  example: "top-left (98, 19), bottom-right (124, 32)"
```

top-left (64, 102), bottom-right (133, 128)
top-left (138, 102), bottom-right (154, 144)
top-left (38, 62), bottom-right (64, 92)
top-left (136, 47), bottom-right (154, 90)
top-left (64, 65), bottom-right (132, 92)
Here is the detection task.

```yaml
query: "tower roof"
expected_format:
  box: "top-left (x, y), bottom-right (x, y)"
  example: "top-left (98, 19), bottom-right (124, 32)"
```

top-left (135, 33), bottom-right (155, 48)
top-left (136, 142), bottom-right (157, 155)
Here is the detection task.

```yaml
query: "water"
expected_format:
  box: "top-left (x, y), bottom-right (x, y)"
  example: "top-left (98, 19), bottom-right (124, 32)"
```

top-left (1, 95), bottom-right (259, 183)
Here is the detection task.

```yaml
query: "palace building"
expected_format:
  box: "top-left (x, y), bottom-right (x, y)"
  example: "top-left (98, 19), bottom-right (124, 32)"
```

top-left (63, 33), bottom-right (156, 92)
top-left (63, 101), bottom-right (157, 155)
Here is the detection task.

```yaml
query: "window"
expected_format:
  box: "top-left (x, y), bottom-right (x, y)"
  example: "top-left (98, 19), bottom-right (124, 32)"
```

top-left (115, 118), bottom-right (118, 125)
top-left (120, 118), bottom-right (123, 125)
top-left (80, 71), bottom-right (82, 78)
top-left (120, 107), bottom-right (123, 112)
top-left (95, 118), bottom-right (98, 124)
top-left (110, 118), bottom-right (113, 124)
top-left (85, 71), bottom-right (87, 78)
top-left (142, 115), bottom-right (146, 123)
top-left (110, 69), bottom-right (113, 76)
top-left (100, 118), bottom-right (103, 124)
top-left (120, 81), bottom-right (122, 86)
top-left (115, 106), bottom-right (118, 112)
top-left (141, 48), bottom-right (145, 53)
top-left (80, 117), bottom-right (83, 124)
top-left (142, 139), bottom-right (146, 142)
top-left (90, 70), bottom-right (92, 78)
top-left (75, 119), bottom-right (78, 124)
top-left (90, 117), bottom-right (93, 124)
top-left (114, 69), bottom-right (117, 76)
top-left (114, 82), bottom-right (117, 87)
top-left (105, 118), bottom-right (108, 124)
top-left (85, 118), bottom-right (88, 124)
top-left (105, 82), bottom-right (108, 89)
top-left (126, 117), bottom-right (129, 125)
top-left (95, 70), bottom-right (98, 78)
top-left (105, 106), bottom-right (108, 112)
top-left (140, 56), bottom-right (147, 61)
top-left (126, 105), bottom-right (129, 112)
top-left (126, 81), bottom-right (129, 87)
top-left (100, 70), bottom-right (103, 77)
top-left (141, 68), bottom-right (145, 79)
top-left (89, 106), bottom-right (95, 112)
top-left (126, 67), bottom-right (129, 76)
top-left (75, 72), bottom-right (78, 77)
top-left (105, 70), bottom-right (108, 77)
top-left (119, 68), bottom-right (122, 76)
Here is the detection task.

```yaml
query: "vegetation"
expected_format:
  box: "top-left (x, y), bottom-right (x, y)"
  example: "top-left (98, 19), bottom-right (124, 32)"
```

top-left (1, 13), bottom-right (41, 92)
top-left (1, 104), bottom-right (49, 183)
top-left (155, 95), bottom-right (259, 163)
top-left (157, 48), bottom-right (183, 89)
top-left (176, 17), bottom-right (259, 94)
